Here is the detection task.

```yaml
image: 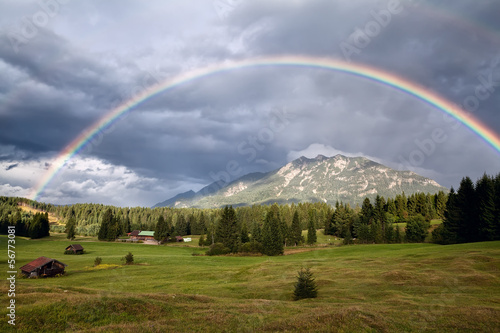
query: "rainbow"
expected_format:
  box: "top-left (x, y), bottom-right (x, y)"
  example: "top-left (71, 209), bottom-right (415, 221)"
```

top-left (29, 55), bottom-right (500, 201)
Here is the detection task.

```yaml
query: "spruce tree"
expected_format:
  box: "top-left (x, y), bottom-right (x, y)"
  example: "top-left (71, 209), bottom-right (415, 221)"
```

top-left (240, 222), bottom-right (250, 244)
top-left (66, 216), bottom-right (76, 240)
top-left (405, 214), bottom-right (428, 243)
top-left (262, 207), bottom-right (284, 256)
top-left (290, 211), bottom-right (303, 246)
top-left (456, 177), bottom-right (478, 243)
top-left (215, 206), bottom-right (239, 253)
top-left (476, 174), bottom-right (496, 241)
top-left (395, 225), bottom-right (402, 243)
top-left (98, 208), bottom-right (115, 241)
top-left (360, 198), bottom-right (374, 225)
top-left (306, 211), bottom-right (317, 245)
top-left (293, 268), bottom-right (318, 300)
top-left (154, 215), bottom-right (169, 244)
top-left (251, 221), bottom-right (262, 243)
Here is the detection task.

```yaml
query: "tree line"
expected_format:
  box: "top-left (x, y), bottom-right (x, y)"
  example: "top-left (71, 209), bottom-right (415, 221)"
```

top-left (0, 197), bottom-right (50, 239)
top-left (1, 189), bottom-right (448, 246)
top-left (432, 174), bottom-right (500, 244)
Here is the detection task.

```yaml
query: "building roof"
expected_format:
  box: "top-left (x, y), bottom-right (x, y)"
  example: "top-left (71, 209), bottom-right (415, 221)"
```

top-left (138, 231), bottom-right (155, 237)
top-left (19, 257), bottom-right (67, 273)
top-left (66, 244), bottom-right (84, 251)
top-left (129, 230), bottom-right (141, 237)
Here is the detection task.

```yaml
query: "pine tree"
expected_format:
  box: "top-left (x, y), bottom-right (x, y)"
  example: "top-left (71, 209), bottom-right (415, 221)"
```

top-left (290, 211), bottom-right (303, 246)
top-left (293, 268), bottom-right (318, 300)
top-left (374, 195), bottom-right (387, 234)
top-left (66, 216), bottom-right (76, 240)
top-left (456, 177), bottom-right (478, 243)
top-left (343, 228), bottom-right (353, 245)
top-left (240, 222), bottom-right (250, 244)
top-left (434, 191), bottom-right (447, 219)
top-left (215, 206), bottom-right (239, 253)
top-left (154, 215), bottom-right (169, 244)
top-left (262, 206), bottom-right (284, 256)
top-left (306, 211), bottom-right (317, 245)
top-left (476, 174), bottom-right (496, 241)
top-left (384, 222), bottom-right (394, 243)
top-left (360, 198), bottom-right (374, 225)
top-left (176, 214), bottom-right (188, 236)
top-left (98, 208), bottom-right (116, 241)
top-left (405, 214), bottom-right (428, 243)
top-left (251, 221), bottom-right (262, 243)
top-left (395, 225), bottom-right (402, 243)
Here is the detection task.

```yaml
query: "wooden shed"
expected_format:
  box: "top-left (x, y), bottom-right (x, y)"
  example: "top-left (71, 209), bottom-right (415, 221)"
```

top-left (20, 257), bottom-right (67, 278)
top-left (65, 244), bottom-right (84, 254)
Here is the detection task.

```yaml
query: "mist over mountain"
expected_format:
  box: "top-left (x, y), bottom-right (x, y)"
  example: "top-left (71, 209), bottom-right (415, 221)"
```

top-left (153, 155), bottom-right (447, 208)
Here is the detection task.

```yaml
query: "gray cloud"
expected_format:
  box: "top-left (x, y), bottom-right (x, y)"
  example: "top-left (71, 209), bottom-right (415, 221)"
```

top-left (0, 0), bottom-right (499, 206)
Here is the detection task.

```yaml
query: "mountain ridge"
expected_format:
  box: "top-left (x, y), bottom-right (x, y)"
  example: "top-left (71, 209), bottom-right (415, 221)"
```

top-left (153, 154), bottom-right (447, 208)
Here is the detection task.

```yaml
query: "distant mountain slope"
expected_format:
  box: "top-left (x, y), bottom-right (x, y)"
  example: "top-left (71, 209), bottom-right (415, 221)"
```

top-left (153, 155), bottom-right (447, 208)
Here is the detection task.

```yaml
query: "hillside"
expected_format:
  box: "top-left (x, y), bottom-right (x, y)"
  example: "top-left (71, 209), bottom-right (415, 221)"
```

top-left (154, 154), bottom-right (447, 208)
top-left (3, 234), bottom-right (499, 332)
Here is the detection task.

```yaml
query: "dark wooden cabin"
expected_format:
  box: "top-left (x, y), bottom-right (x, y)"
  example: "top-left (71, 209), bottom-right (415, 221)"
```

top-left (65, 244), bottom-right (84, 254)
top-left (20, 257), bottom-right (67, 278)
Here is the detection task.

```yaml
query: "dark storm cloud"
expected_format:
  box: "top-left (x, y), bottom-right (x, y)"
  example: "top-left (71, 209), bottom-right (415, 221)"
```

top-left (0, 0), bottom-right (499, 206)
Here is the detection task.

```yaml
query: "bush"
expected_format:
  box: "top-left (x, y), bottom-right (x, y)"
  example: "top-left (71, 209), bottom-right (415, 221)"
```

top-left (94, 257), bottom-right (102, 267)
top-left (64, 250), bottom-right (74, 255)
top-left (123, 252), bottom-right (134, 265)
top-left (206, 243), bottom-right (231, 256)
top-left (293, 267), bottom-right (318, 301)
top-left (199, 235), bottom-right (206, 247)
top-left (239, 241), bottom-right (263, 254)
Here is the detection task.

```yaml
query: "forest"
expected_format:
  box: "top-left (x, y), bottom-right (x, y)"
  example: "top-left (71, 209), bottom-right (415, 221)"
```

top-left (1, 173), bottom-right (500, 251)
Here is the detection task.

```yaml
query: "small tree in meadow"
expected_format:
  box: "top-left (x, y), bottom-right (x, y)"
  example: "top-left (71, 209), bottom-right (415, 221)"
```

top-left (199, 235), bottom-right (206, 247)
top-left (293, 267), bottom-right (318, 301)
top-left (123, 252), bottom-right (134, 265)
top-left (94, 257), bottom-right (102, 267)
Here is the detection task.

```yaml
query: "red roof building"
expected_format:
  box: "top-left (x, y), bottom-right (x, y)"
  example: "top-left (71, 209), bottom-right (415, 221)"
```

top-left (20, 257), bottom-right (67, 278)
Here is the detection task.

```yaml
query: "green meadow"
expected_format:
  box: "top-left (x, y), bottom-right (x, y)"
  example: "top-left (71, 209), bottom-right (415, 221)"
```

top-left (1, 233), bottom-right (500, 332)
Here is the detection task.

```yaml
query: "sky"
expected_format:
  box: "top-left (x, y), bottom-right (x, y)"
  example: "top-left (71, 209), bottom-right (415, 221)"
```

top-left (0, 0), bottom-right (499, 207)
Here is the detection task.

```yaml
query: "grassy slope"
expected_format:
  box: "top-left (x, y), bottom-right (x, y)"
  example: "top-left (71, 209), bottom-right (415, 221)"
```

top-left (18, 205), bottom-right (62, 225)
top-left (1, 234), bottom-right (499, 332)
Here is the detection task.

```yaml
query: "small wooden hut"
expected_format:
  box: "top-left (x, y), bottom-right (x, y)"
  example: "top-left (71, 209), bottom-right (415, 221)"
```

top-left (20, 257), bottom-right (67, 278)
top-left (65, 244), bottom-right (84, 254)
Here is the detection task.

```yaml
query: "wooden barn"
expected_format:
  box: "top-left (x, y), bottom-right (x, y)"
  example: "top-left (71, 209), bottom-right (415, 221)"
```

top-left (65, 244), bottom-right (84, 254)
top-left (20, 257), bottom-right (67, 278)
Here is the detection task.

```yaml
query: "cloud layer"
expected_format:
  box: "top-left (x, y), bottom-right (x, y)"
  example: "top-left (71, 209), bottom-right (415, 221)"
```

top-left (1, 0), bottom-right (499, 206)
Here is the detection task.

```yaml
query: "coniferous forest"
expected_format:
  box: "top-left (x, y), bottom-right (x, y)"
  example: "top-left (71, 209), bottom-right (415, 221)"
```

top-left (1, 173), bottom-right (500, 254)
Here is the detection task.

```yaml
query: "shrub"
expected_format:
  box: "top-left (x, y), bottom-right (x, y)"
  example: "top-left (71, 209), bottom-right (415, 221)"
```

top-left (123, 252), bottom-right (134, 265)
top-left (94, 257), bottom-right (102, 267)
top-left (239, 241), bottom-right (263, 254)
top-left (64, 250), bottom-right (74, 255)
top-left (206, 243), bottom-right (231, 256)
top-left (293, 268), bottom-right (318, 301)
top-left (199, 235), bottom-right (206, 247)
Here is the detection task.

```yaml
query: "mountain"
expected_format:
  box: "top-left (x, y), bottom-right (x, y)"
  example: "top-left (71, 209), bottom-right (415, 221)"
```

top-left (153, 155), bottom-right (447, 208)
top-left (152, 190), bottom-right (196, 208)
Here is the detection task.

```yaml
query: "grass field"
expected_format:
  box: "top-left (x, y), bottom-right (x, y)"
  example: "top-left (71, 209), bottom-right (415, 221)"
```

top-left (1, 233), bottom-right (499, 332)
